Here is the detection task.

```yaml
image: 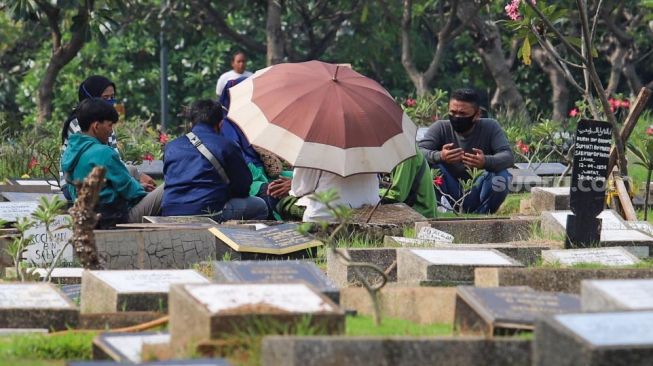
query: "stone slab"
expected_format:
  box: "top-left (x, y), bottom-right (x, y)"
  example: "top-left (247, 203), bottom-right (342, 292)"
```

top-left (169, 283), bottom-right (344, 354)
top-left (0, 201), bottom-right (39, 223)
top-left (0, 184), bottom-right (53, 193)
top-left (212, 260), bottom-right (339, 304)
top-left (350, 203), bottom-right (426, 226)
top-left (93, 332), bottom-right (170, 363)
top-left (475, 267), bottom-right (653, 293)
top-left (94, 228), bottom-right (216, 269)
top-left (24, 214), bottom-right (74, 265)
top-left (0, 283), bottom-right (78, 329)
top-left (530, 187), bottom-right (570, 212)
top-left (80, 269), bottom-right (209, 313)
top-left (398, 248), bottom-right (522, 286)
top-left (414, 218), bottom-right (536, 244)
top-left (534, 311), bottom-right (653, 366)
top-left (454, 286), bottom-right (580, 336)
top-left (210, 223), bottom-right (322, 256)
top-left (33, 267), bottom-right (83, 284)
top-left (261, 336), bottom-right (531, 366)
top-left (508, 168), bottom-right (543, 193)
top-left (542, 247), bottom-right (641, 267)
top-left (341, 287), bottom-right (457, 324)
top-left (327, 248), bottom-right (397, 287)
top-left (0, 192), bottom-right (65, 202)
top-left (78, 312), bottom-right (163, 330)
top-left (514, 162), bottom-right (568, 176)
top-left (142, 216), bottom-right (219, 225)
top-left (581, 279), bottom-right (653, 312)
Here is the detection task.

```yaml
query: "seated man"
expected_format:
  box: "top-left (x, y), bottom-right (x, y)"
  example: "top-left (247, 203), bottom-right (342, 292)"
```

top-left (380, 147), bottom-right (437, 218)
top-left (162, 99), bottom-right (268, 221)
top-left (60, 98), bottom-right (163, 228)
top-left (418, 88), bottom-right (514, 214)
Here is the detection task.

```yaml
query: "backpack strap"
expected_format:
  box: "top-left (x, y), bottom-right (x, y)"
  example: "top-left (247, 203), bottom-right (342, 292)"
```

top-left (186, 132), bottom-right (231, 184)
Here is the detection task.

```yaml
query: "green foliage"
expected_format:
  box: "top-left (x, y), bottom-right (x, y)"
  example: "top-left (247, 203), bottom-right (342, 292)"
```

top-left (346, 316), bottom-right (452, 336)
top-left (402, 89), bottom-right (449, 126)
top-left (0, 332), bottom-right (95, 361)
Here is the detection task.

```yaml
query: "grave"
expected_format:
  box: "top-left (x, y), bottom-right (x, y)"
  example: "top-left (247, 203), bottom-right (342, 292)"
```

top-left (32, 267), bottom-right (83, 284)
top-left (327, 248), bottom-right (397, 287)
top-left (416, 226), bottom-right (454, 243)
top-left (93, 332), bottom-right (170, 363)
top-left (23, 214), bottom-right (73, 265)
top-left (581, 279), bottom-right (653, 312)
top-left (534, 311), bottom-right (653, 366)
top-left (0, 201), bottom-right (39, 223)
top-left (212, 260), bottom-right (340, 304)
top-left (542, 247), bottom-right (640, 267)
top-left (514, 162), bottom-right (568, 176)
top-left (414, 218), bottom-right (535, 244)
top-left (0, 283), bottom-right (78, 330)
top-left (169, 283), bottom-right (344, 354)
top-left (454, 286), bottom-right (580, 336)
top-left (95, 227), bottom-right (216, 269)
top-left (5, 179), bottom-right (60, 192)
top-left (349, 203), bottom-right (426, 225)
top-left (475, 267), bottom-right (653, 293)
top-left (0, 191), bottom-right (64, 202)
top-left (507, 167), bottom-right (543, 193)
top-left (143, 216), bottom-right (219, 225)
top-left (80, 269), bottom-right (209, 313)
top-left (261, 336), bottom-right (531, 366)
top-left (397, 248), bottom-right (523, 286)
top-left (530, 187), bottom-right (570, 212)
top-left (209, 223), bottom-right (322, 260)
top-left (0, 184), bottom-right (53, 193)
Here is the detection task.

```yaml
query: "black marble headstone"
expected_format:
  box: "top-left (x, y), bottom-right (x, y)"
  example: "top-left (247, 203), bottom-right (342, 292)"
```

top-left (566, 119), bottom-right (612, 248)
top-left (212, 260), bottom-right (339, 304)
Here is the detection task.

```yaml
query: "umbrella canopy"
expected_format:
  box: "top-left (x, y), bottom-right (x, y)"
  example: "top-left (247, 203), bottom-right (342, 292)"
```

top-left (227, 60), bottom-right (417, 177)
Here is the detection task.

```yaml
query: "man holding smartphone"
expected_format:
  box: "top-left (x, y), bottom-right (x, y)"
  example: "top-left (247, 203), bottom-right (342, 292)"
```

top-left (418, 88), bottom-right (514, 214)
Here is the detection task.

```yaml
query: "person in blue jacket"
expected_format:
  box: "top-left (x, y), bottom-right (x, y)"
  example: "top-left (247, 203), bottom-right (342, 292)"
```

top-left (60, 98), bottom-right (163, 228)
top-left (161, 99), bottom-right (268, 221)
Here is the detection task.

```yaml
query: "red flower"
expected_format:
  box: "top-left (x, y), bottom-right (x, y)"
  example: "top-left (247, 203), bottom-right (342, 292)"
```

top-left (405, 98), bottom-right (417, 108)
top-left (159, 133), bottom-right (169, 144)
top-left (621, 99), bottom-right (630, 109)
top-left (433, 176), bottom-right (444, 186)
top-left (143, 153), bottom-right (154, 162)
top-left (646, 127), bottom-right (653, 136)
top-left (520, 144), bottom-right (529, 154)
top-left (28, 157), bottom-right (38, 170)
top-left (568, 108), bottom-right (579, 117)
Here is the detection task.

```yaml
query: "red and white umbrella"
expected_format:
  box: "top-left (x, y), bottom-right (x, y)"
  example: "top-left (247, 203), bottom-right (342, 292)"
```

top-left (226, 60), bottom-right (417, 177)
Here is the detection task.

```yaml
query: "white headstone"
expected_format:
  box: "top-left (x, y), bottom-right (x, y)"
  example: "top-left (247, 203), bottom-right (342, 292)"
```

top-left (101, 333), bottom-right (170, 363)
top-left (23, 215), bottom-right (73, 265)
top-left (411, 249), bottom-right (515, 266)
top-left (542, 247), bottom-right (640, 267)
top-left (555, 311), bottom-right (653, 346)
top-left (583, 279), bottom-right (653, 310)
top-left (0, 284), bottom-right (71, 309)
top-left (186, 283), bottom-right (335, 314)
top-left (0, 201), bottom-right (39, 222)
top-left (416, 227), bottom-right (454, 243)
top-left (550, 210), bottom-right (628, 230)
top-left (91, 270), bottom-right (209, 293)
top-left (33, 267), bottom-right (83, 279)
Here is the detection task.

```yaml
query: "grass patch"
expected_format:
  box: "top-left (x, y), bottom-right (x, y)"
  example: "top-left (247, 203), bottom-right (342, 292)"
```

top-left (346, 315), bottom-right (452, 337)
top-left (496, 193), bottom-right (529, 216)
top-left (0, 332), bottom-right (96, 365)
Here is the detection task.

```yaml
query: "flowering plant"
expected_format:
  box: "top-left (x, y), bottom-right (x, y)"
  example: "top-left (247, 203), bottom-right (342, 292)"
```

top-left (431, 167), bottom-right (483, 215)
top-left (401, 89), bottom-right (450, 126)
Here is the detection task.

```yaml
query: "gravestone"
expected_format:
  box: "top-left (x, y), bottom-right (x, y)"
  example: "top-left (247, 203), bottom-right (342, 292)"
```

top-left (414, 218), bottom-right (535, 244)
top-left (23, 214), bottom-right (73, 265)
top-left (143, 216), bottom-right (219, 225)
top-left (80, 269), bottom-right (209, 313)
top-left (542, 247), bottom-right (640, 267)
top-left (209, 223), bottom-right (322, 259)
top-left (530, 187), bottom-right (570, 212)
top-left (565, 119), bottom-right (612, 248)
top-left (581, 279), bottom-right (653, 312)
top-left (534, 311), bottom-right (653, 366)
top-left (0, 201), bottom-right (39, 222)
top-left (397, 248), bottom-right (523, 286)
top-left (93, 332), bottom-right (170, 363)
top-left (0, 192), bottom-right (64, 202)
top-left (350, 203), bottom-right (426, 225)
top-left (212, 260), bottom-right (340, 304)
top-left (508, 167), bottom-right (543, 193)
top-left (454, 286), bottom-right (580, 336)
top-left (416, 226), bottom-right (454, 243)
top-left (33, 267), bottom-right (83, 284)
top-left (0, 283), bottom-right (78, 329)
top-left (169, 283), bottom-right (344, 354)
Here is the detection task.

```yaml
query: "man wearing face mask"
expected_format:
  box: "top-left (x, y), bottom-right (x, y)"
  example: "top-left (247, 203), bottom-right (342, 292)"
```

top-left (418, 88), bottom-right (514, 214)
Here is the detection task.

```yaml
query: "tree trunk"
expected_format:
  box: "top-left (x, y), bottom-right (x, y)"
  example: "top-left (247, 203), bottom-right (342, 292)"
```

top-left (622, 56), bottom-right (643, 96)
top-left (266, 0), bottom-right (284, 65)
top-left (605, 43), bottom-right (627, 97)
top-left (532, 47), bottom-right (569, 121)
top-left (457, 0), bottom-right (525, 116)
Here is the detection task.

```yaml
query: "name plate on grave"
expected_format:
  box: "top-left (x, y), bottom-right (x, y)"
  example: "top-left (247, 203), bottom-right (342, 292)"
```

top-left (24, 214), bottom-right (73, 265)
top-left (417, 227), bottom-right (454, 243)
top-left (0, 201), bottom-right (39, 222)
top-left (0, 284), bottom-right (71, 308)
top-left (543, 247), bottom-right (639, 267)
top-left (209, 223), bottom-right (322, 255)
top-left (92, 270), bottom-right (209, 293)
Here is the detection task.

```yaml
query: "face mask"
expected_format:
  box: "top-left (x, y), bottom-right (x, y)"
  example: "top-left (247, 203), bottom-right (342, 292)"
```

top-left (449, 115), bottom-right (475, 134)
top-left (105, 98), bottom-right (116, 106)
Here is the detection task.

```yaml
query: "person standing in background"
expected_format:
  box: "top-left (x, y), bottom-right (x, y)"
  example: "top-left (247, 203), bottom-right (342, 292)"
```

top-left (215, 51), bottom-right (253, 98)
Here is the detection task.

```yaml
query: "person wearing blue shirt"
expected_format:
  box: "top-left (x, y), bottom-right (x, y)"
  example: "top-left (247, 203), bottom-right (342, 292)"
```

top-left (162, 99), bottom-right (268, 221)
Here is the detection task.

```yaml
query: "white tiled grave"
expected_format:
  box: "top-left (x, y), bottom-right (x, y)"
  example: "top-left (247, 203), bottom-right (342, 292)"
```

top-left (582, 279), bottom-right (653, 312)
top-left (542, 247), bottom-right (640, 267)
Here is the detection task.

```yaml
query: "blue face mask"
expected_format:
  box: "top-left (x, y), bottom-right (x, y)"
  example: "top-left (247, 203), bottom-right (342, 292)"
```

top-left (105, 98), bottom-right (117, 106)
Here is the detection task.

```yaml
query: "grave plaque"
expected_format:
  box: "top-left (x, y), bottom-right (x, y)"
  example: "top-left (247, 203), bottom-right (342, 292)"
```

top-left (582, 279), bottom-right (653, 311)
top-left (212, 260), bottom-right (340, 304)
top-left (416, 227), bottom-right (454, 243)
top-left (0, 192), bottom-right (64, 202)
top-left (566, 119), bottom-right (612, 248)
top-left (93, 332), bottom-right (170, 363)
top-left (80, 269), bottom-right (209, 313)
top-left (534, 311), bottom-right (653, 366)
top-left (542, 247), bottom-right (640, 267)
top-left (23, 214), bottom-right (73, 265)
top-left (169, 283), bottom-right (344, 354)
top-left (209, 223), bottom-right (322, 255)
top-left (0, 201), bottom-right (39, 222)
top-left (0, 283), bottom-right (78, 329)
top-left (350, 203), bottom-right (426, 225)
top-left (143, 216), bottom-right (219, 225)
top-left (454, 286), bottom-right (580, 336)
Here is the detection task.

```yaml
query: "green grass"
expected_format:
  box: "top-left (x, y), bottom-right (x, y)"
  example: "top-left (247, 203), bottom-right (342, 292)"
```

top-left (346, 315), bottom-right (452, 337)
top-left (0, 332), bottom-right (96, 366)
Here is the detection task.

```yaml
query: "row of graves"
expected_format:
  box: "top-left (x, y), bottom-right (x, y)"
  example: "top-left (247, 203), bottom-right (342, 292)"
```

top-left (2, 120), bottom-right (653, 365)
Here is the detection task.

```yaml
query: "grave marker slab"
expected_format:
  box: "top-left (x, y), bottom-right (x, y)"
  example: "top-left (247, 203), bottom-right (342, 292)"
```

top-left (542, 247), bottom-right (640, 267)
top-left (0, 192), bottom-right (64, 202)
top-left (143, 216), bottom-right (219, 225)
top-left (514, 162), bottom-right (568, 176)
top-left (24, 214), bottom-right (73, 265)
top-left (397, 248), bottom-right (522, 286)
top-left (212, 260), bottom-right (339, 304)
top-left (508, 167), bottom-right (543, 193)
top-left (350, 203), bottom-right (426, 225)
top-left (530, 187), bottom-right (570, 212)
top-left (416, 226), bottom-right (454, 243)
top-left (93, 332), bottom-right (170, 363)
top-left (210, 223), bottom-right (322, 257)
top-left (534, 311), bottom-right (653, 366)
top-left (33, 267), bottom-right (83, 284)
top-left (454, 286), bottom-right (580, 336)
top-left (0, 201), bottom-right (39, 222)
top-left (169, 283), bottom-right (344, 354)
top-left (0, 283), bottom-right (78, 329)
top-left (581, 279), bottom-right (653, 311)
top-left (414, 218), bottom-right (535, 244)
top-left (80, 269), bottom-right (209, 313)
